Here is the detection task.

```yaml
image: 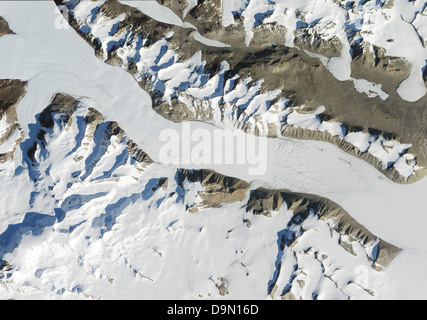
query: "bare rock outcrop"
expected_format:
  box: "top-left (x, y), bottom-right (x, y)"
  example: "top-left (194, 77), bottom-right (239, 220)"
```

top-left (176, 168), bottom-right (250, 211)
top-left (247, 187), bottom-right (400, 270)
top-left (54, 0), bottom-right (427, 184)
top-left (0, 17), bottom-right (14, 37)
top-left (0, 79), bottom-right (27, 162)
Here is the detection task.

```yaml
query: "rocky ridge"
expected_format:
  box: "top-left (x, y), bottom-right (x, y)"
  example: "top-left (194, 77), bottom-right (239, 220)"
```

top-left (54, 0), bottom-right (427, 183)
top-left (0, 90), bottom-right (399, 299)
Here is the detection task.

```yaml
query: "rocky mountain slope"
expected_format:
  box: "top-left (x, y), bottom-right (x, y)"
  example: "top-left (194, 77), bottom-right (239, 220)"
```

top-left (54, 0), bottom-right (427, 183)
top-left (0, 0), bottom-right (426, 300)
top-left (0, 92), bottom-right (398, 299)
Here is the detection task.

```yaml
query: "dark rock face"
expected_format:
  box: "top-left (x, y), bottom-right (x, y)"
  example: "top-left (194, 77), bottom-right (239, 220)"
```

top-left (0, 17), bottom-right (14, 37)
top-left (0, 79), bottom-right (27, 162)
top-left (246, 187), bottom-right (400, 271)
top-left (54, 0), bottom-right (427, 183)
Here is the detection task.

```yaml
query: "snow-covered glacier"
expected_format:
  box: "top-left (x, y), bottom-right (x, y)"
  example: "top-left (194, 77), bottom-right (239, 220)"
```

top-left (1, 0), bottom-right (427, 300)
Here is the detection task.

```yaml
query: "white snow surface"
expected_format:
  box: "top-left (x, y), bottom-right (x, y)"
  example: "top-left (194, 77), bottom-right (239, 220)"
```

top-left (65, 0), bottom-right (421, 179)
top-left (222, 0), bottom-right (427, 101)
top-left (0, 0), bottom-right (427, 299)
top-left (120, 0), bottom-right (184, 27)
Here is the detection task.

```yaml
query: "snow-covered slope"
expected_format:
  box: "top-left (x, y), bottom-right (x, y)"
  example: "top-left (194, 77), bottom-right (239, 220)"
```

top-left (0, 80), bottom-right (26, 163)
top-left (164, 0), bottom-right (427, 102)
top-left (55, 0), bottom-right (427, 182)
top-left (1, 0), bottom-right (427, 300)
top-left (0, 94), bottom-right (398, 299)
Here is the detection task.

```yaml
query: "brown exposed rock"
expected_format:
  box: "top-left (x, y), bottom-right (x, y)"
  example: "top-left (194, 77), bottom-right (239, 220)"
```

top-left (33, 93), bottom-right (153, 168)
top-left (177, 169), bottom-right (250, 209)
top-left (0, 17), bottom-right (14, 37)
top-left (0, 79), bottom-right (27, 113)
top-left (152, 98), bottom-right (198, 123)
top-left (38, 93), bottom-right (79, 129)
top-left (294, 29), bottom-right (343, 58)
top-left (210, 276), bottom-right (229, 296)
top-left (0, 79), bottom-right (27, 162)
top-left (55, 0), bottom-right (427, 183)
top-left (246, 187), bottom-right (400, 269)
top-left (351, 42), bottom-right (410, 94)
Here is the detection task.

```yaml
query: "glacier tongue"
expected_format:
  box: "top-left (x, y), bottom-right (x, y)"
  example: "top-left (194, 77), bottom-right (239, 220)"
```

top-left (0, 94), bottom-right (398, 299)
top-left (1, 0), bottom-right (427, 300)
top-left (57, 0), bottom-right (424, 182)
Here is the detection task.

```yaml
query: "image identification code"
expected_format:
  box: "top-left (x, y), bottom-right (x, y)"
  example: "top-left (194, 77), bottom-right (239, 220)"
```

top-left (167, 304), bottom-right (259, 317)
